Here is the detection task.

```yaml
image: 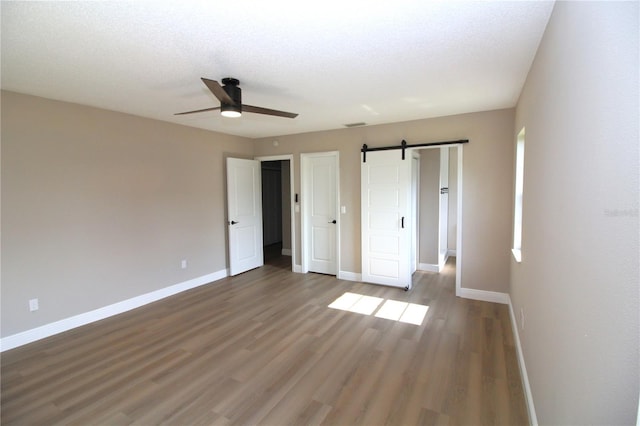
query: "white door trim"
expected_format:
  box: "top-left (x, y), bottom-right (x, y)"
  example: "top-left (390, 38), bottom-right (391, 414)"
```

top-left (412, 150), bottom-right (420, 274)
top-left (301, 151), bottom-right (340, 275)
top-left (255, 154), bottom-right (296, 272)
top-left (455, 145), bottom-right (463, 297)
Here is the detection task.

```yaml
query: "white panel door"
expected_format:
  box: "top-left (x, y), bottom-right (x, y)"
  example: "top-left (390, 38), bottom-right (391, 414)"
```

top-left (361, 150), bottom-right (412, 289)
top-left (227, 158), bottom-right (263, 276)
top-left (303, 153), bottom-right (338, 275)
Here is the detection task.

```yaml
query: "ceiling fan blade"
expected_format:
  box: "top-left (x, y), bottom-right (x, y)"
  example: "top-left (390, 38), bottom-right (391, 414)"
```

top-left (242, 104), bottom-right (298, 118)
top-left (174, 106), bottom-right (221, 115)
top-left (201, 78), bottom-right (234, 105)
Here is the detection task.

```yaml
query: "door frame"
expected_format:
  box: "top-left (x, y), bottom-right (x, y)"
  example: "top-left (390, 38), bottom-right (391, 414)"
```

top-left (455, 145), bottom-right (463, 297)
top-left (411, 150), bottom-right (420, 274)
top-left (255, 154), bottom-right (295, 272)
top-left (301, 151), bottom-right (340, 275)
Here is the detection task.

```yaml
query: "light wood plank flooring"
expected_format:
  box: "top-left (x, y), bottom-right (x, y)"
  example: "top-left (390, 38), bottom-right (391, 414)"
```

top-left (1, 257), bottom-right (528, 425)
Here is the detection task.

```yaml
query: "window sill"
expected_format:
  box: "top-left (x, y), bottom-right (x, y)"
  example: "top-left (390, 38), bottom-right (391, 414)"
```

top-left (512, 249), bottom-right (522, 263)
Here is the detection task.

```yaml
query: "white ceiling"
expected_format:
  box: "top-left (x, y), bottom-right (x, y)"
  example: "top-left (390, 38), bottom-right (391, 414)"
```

top-left (1, 1), bottom-right (554, 139)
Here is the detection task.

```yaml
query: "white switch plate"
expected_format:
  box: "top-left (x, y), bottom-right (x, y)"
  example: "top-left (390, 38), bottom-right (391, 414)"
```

top-left (181, 259), bottom-right (187, 269)
top-left (341, 206), bottom-right (346, 214)
top-left (29, 298), bottom-right (39, 312)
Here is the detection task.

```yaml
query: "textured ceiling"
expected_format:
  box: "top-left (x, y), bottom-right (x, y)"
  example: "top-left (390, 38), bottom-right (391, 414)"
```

top-left (1, 1), bottom-right (554, 138)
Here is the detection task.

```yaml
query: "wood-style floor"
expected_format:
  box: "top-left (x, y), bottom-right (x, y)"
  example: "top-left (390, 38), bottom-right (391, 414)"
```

top-left (1, 252), bottom-right (528, 425)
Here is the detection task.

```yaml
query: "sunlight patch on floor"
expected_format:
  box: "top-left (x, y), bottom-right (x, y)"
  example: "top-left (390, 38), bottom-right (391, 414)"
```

top-left (328, 292), bottom-right (383, 315)
top-left (328, 292), bottom-right (429, 325)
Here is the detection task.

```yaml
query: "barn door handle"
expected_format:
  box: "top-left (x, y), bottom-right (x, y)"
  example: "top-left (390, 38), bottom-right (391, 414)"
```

top-left (328, 219), bottom-right (337, 224)
top-left (401, 217), bottom-right (405, 228)
top-left (230, 220), bottom-right (239, 225)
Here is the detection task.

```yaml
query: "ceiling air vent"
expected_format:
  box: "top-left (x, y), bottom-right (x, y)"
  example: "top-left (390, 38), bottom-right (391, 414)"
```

top-left (344, 122), bottom-right (367, 128)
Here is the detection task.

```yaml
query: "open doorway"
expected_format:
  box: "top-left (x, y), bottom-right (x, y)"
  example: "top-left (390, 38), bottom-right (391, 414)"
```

top-left (416, 145), bottom-right (459, 275)
top-left (258, 156), bottom-right (294, 270)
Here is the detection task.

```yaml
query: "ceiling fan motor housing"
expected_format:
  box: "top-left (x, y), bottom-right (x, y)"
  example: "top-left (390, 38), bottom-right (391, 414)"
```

top-left (221, 78), bottom-right (242, 115)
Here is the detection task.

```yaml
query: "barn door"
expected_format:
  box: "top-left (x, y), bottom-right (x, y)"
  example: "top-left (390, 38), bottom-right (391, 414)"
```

top-left (361, 150), bottom-right (412, 289)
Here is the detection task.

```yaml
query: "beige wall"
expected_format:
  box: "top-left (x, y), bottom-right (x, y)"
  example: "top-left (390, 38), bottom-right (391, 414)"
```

top-left (512, 2), bottom-right (639, 424)
top-left (2, 96), bottom-right (515, 339)
top-left (1, 91), bottom-right (253, 337)
top-left (254, 108), bottom-right (515, 292)
top-left (447, 147), bottom-right (458, 251)
top-left (419, 148), bottom-right (440, 265)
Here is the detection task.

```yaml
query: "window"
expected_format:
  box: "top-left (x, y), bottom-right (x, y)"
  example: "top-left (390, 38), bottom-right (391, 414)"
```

top-left (512, 127), bottom-right (525, 262)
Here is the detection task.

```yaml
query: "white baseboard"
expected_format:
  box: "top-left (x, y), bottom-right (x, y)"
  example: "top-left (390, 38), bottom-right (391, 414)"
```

top-left (457, 287), bottom-right (510, 304)
top-left (447, 249), bottom-right (457, 257)
top-left (507, 295), bottom-right (538, 425)
top-left (458, 288), bottom-right (536, 423)
top-left (338, 271), bottom-right (362, 282)
top-left (293, 264), bottom-right (303, 273)
top-left (281, 248), bottom-right (292, 256)
top-left (0, 269), bottom-right (228, 352)
top-left (418, 263), bottom-right (440, 273)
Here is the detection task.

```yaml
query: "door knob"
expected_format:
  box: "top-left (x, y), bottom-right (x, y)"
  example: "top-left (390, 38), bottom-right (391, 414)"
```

top-left (230, 220), bottom-right (239, 225)
top-left (328, 219), bottom-right (337, 224)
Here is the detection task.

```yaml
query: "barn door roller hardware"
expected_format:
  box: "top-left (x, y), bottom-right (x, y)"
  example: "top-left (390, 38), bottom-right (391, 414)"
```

top-left (361, 139), bottom-right (469, 163)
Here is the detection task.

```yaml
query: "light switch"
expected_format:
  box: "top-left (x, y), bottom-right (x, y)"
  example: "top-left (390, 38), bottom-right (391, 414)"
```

top-left (341, 206), bottom-right (346, 214)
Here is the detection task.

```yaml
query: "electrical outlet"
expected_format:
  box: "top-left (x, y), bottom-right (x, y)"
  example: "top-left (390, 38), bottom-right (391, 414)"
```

top-left (29, 298), bottom-right (39, 312)
top-left (181, 259), bottom-right (187, 269)
top-left (520, 307), bottom-right (525, 331)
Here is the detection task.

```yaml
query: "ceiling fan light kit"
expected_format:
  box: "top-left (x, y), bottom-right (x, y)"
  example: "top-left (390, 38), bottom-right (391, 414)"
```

top-left (176, 77), bottom-right (298, 119)
top-left (221, 105), bottom-right (242, 118)
top-left (221, 109), bottom-right (241, 118)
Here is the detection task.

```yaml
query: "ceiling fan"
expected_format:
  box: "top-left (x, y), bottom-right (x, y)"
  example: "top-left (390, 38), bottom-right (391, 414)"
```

top-left (175, 77), bottom-right (298, 119)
